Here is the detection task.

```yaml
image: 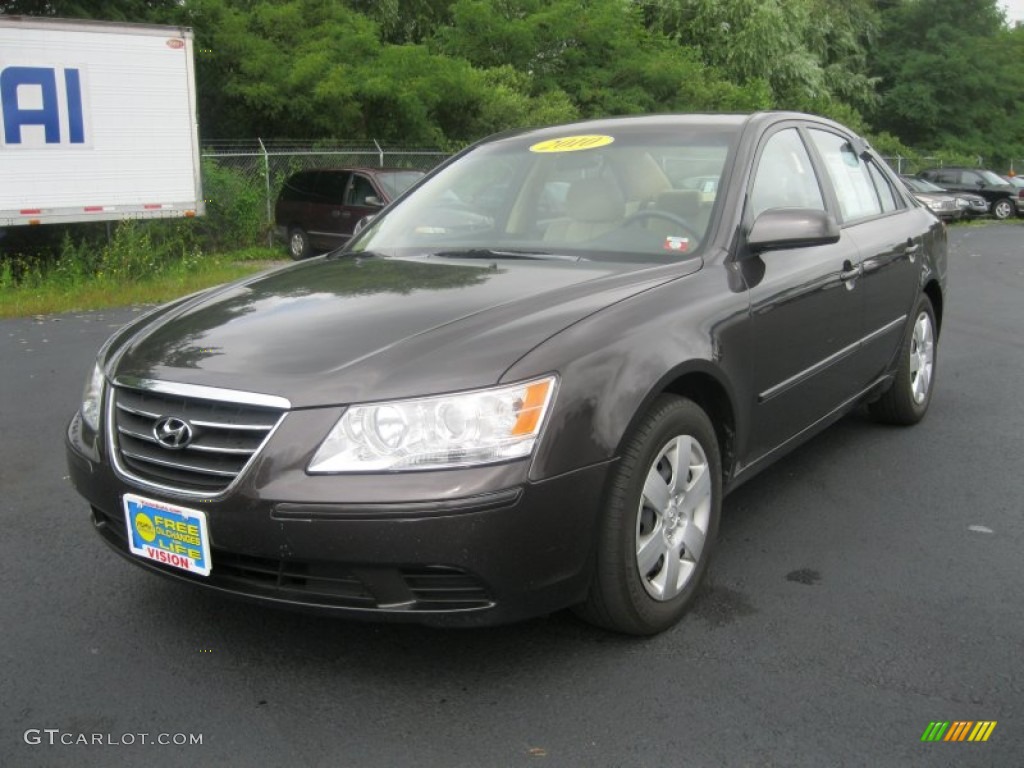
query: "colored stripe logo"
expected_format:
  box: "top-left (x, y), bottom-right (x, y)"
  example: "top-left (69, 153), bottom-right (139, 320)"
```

top-left (921, 721), bottom-right (997, 742)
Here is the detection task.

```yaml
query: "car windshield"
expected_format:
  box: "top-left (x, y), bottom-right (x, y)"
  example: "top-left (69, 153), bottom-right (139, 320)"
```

top-left (350, 126), bottom-right (739, 263)
top-left (376, 171), bottom-right (425, 199)
top-left (978, 169), bottom-right (1008, 186)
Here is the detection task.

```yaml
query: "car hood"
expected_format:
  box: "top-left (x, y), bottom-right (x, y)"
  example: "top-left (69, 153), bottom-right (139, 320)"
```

top-left (108, 254), bottom-right (696, 407)
top-left (913, 192), bottom-right (953, 204)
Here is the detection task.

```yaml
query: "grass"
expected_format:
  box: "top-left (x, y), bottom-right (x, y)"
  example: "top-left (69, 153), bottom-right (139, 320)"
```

top-left (0, 245), bottom-right (286, 319)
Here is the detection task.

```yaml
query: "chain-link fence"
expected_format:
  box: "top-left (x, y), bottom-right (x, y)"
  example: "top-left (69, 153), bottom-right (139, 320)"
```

top-left (200, 140), bottom-right (453, 247)
top-left (881, 154), bottom-right (1024, 176)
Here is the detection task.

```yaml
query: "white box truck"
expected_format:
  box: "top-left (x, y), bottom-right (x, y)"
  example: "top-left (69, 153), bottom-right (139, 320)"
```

top-left (0, 16), bottom-right (204, 226)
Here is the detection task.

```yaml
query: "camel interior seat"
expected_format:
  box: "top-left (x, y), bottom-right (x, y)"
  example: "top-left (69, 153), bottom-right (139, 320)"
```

top-left (542, 178), bottom-right (626, 243)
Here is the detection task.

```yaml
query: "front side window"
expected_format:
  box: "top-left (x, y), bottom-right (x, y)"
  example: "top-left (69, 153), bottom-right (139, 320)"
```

top-left (809, 129), bottom-right (882, 222)
top-left (346, 175), bottom-right (377, 206)
top-left (749, 128), bottom-right (825, 219)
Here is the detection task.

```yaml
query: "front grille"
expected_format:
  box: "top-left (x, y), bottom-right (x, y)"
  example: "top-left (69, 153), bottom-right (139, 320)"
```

top-left (110, 383), bottom-right (286, 495)
top-left (92, 506), bottom-right (493, 612)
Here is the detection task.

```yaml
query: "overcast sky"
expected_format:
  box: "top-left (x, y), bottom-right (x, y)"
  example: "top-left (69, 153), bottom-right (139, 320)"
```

top-left (1001, 0), bottom-right (1024, 23)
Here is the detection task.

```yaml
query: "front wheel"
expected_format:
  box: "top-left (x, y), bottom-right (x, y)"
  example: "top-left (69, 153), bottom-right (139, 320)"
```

top-left (869, 295), bottom-right (937, 425)
top-left (991, 198), bottom-right (1013, 220)
top-left (576, 395), bottom-right (721, 635)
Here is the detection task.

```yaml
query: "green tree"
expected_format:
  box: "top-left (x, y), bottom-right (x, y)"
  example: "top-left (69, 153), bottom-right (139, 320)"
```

top-left (178, 0), bottom-right (574, 143)
top-left (869, 0), bottom-right (1023, 160)
top-left (433, 0), bottom-right (769, 118)
top-left (0, 0), bottom-right (181, 22)
top-left (641, 0), bottom-right (878, 120)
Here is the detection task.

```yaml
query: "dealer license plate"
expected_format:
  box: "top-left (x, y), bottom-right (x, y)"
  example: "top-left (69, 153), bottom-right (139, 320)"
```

top-left (123, 493), bottom-right (212, 576)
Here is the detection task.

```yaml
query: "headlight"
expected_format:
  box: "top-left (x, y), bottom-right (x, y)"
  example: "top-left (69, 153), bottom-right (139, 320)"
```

top-left (308, 376), bottom-right (557, 472)
top-left (955, 197), bottom-right (970, 209)
top-left (81, 362), bottom-right (105, 432)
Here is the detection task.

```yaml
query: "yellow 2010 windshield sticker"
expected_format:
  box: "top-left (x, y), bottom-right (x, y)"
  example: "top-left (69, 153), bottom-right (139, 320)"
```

top-left (529, 135), bottom-right (614, 153)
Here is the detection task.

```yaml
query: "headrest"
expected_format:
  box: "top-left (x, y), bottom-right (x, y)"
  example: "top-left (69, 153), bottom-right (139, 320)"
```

top-left (655, 189), bottom-right (703, 219)
top-left (566, 180), bottom-right (625, 222)
top-left (615, 151), bottom-right (672, 201)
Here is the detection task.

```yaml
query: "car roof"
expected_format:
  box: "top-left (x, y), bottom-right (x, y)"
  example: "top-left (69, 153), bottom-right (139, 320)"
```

top-left (301, 167), bottom-right (423, 174)
top-left (476, 111), bottom-right (859, 148)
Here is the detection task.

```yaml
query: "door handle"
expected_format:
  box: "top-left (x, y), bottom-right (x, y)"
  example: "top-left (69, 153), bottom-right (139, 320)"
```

top-left (839, 261), bottom-right (863, 282)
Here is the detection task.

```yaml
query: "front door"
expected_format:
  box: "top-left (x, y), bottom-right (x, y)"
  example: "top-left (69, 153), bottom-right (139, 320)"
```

top-left (742, 126), bottom-right (867, 463)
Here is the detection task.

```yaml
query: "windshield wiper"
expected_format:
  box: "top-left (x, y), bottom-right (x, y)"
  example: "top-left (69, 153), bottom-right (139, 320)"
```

top-left (431, 248), bottom-right (581, 262)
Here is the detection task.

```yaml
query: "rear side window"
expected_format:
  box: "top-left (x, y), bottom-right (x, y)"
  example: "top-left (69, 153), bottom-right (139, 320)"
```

top-left (279, 172), bottom-right (317, 202)
top-left (316, 171), bottom-right (350, 203)
top-left (809, 129), bottom-right (882, 222)
top-left (867, 162), bottom-right (900, 213)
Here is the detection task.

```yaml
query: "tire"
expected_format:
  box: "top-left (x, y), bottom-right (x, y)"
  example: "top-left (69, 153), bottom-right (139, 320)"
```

top-left (991, 198), bottom-right (1013, 220)
top-left (288, 227), bottom-right (311, 260)
top-left (869, 294), bottom-right (937, 425)
top-left (576, 395), bottom-right (721, 635)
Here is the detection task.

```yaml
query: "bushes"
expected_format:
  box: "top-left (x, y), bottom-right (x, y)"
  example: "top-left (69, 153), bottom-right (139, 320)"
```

top-left (195, 160), bottom-right (269, 250)
top-left (0, 159), bottom-right (268, 290)
top-left (0, 219), bottom-right (204, 290)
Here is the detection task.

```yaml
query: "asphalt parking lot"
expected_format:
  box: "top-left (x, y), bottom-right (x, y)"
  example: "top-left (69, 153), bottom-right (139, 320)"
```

top-left (1, 224), bottom-right (1021, 767)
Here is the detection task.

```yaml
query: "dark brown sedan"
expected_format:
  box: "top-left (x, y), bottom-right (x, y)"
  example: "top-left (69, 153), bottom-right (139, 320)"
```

top-left (67, 113), bottom-right (946, 634)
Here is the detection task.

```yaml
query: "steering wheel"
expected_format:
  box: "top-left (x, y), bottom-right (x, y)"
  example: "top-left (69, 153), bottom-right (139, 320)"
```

top-left (620, 209), bottom-right (701, 243)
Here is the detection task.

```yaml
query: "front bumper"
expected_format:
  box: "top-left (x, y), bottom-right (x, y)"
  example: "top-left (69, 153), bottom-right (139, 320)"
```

top-left (66, 413), bottom-right (612, 626)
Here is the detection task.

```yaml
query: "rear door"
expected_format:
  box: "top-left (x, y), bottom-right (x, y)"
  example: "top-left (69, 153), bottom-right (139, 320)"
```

top-left (307, 170), bottom-right (351, 249)
top-left (807, 129), bottom-right (922, 383)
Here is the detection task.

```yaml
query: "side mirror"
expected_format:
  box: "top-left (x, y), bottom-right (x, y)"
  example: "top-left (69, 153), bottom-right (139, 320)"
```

top-left (747, 209), bottom-right (840, 253)
top-left (364, 195), bottom-right (382, 207)
top-left (353, 214), bottom-right (376, 235)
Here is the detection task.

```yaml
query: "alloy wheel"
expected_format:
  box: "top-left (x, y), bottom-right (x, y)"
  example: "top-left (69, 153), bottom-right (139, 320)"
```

top-left (635, 434), bottom-right (712, 601)
top-left (909, 310), bottom-right (935, 404)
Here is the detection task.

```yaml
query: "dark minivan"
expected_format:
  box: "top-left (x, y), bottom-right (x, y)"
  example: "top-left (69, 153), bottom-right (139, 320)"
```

top-left (274, 168), bottom-right (424, 259)
top-left (68, 113), bottom-right (946, 635)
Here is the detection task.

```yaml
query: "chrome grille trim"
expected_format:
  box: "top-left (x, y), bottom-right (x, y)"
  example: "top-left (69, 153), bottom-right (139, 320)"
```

top-left (113, 376), bottom-right (291, 410)
top-left (119, 448), bottom-right (240, 477)
top-left (107, 380), bottom-right (289, 499)
top-left (189, 418), bottom-right (277, 431)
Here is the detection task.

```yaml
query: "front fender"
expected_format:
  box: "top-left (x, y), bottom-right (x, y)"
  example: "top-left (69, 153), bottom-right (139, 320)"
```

top-left (504, 265), bottom-right (752, 482)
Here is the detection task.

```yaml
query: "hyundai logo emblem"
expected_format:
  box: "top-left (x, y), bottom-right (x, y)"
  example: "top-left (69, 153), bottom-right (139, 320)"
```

top-left (153, 417), bottom-right (194, 450)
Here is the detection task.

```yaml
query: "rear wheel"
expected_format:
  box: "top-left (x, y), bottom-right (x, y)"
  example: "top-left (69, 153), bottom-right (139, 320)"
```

top-left (288, 227), bottom-right (311, 260)
top-left (870, 294), bottom-right (937, 425)
top-left (576, 395), bottom-right (721, 635)
top-left (991, 198), bottom-right (1013, 220)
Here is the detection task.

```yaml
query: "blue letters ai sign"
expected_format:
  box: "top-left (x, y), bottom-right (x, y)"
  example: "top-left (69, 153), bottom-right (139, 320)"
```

top-left (1, 66), bottom-right (86, 147)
